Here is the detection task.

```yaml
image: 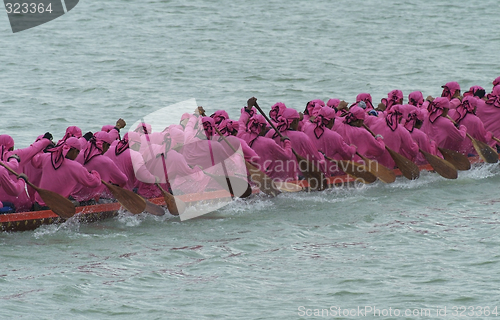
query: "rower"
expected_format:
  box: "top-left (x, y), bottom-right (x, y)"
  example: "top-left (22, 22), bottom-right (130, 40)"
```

top-left (421, 97), bottom-right (466, 152)
top-left (31, 137), bottom-right (101, 210)
top-left (379, 89), bottom-right (404, 112)
top-left (403, 108), bottom-right (438, 165)
top-left (303, 106), bottom-right (356, 176)
top-left (72, 131), bottom-right (127, 204)
top-left (369, 105), bottom-right (419, 168)
top-left (449, 96), bottom-right (495, 156)
top-left (265, 108), bottom-right (327, 179)
top-left (0, 156), bottom-right (25, 213)
top-left (238, 114), bottom-right (295, 181)
top-left (335, 106), bottom-right (385, 163)
top-left (440, 81), bottom-right (462, 109)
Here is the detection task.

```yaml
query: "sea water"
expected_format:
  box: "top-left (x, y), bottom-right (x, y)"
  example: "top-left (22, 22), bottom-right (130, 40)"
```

top-left (1, 0), bottom-right (500, 319)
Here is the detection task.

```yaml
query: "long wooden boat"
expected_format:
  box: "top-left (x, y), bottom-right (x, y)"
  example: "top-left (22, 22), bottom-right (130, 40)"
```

top-left (0, 155), bottom-right (488, 232)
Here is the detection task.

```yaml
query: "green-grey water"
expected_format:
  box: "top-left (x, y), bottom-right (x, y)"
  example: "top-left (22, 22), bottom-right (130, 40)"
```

top-left (1, 0), bottom-right (500, 319)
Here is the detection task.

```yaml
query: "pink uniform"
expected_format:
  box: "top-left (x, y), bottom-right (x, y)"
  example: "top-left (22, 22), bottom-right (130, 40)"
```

top-left (404, 108), bottom-right (438, 164)
top-left (335, 107), bottom-right (385, 162)
top-left (422, 97), bottom-right (466, 151)
top-left (441, 81), bottom-right (461, 109)
top-left (0, 158), bottom-right (25, 212)
top-left (381, 90), bottom-right (403, 112)
top-left (351, 93), bottom-right (375, 111)
top-left (266, 108), bottom-right (326, 177)
top-left (31, 138), bottom-right (101, 207)
top-left (136, 143), bottom-right (209, 197)
top-left (0, 135), bottom-right (53, 211)
top-left (370, 105), bottom-right (419, 168)
top-left (73, 132), bottom-right (127, 202)
top-left (239, 114), bottom-right (295, 181)
top-left (450, 96), bottom-right (494, 155)
top-left (104, 134), bottom-right (157, 191)
top-left (303, 107), bottom-right (356, 176)
top-left (477, 87), bottom-right (500, 145)
top-left (269, 102), bottom-right (287, 127)
top-left (408, 91), bottom-right (424, 108)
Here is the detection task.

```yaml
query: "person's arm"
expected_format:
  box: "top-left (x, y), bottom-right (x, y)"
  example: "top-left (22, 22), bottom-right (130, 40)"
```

top-left (0, 166), bottom-right (24, 196)
top-left (73, 164), bottom-right (102, 188)
top-left (14, 134), bottom-right (53, 167)
top-left (107, 118), bottom-right (127, 141)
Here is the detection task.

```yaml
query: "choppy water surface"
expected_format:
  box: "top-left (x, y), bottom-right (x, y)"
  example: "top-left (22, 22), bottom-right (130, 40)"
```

top-left (1, 0), bottom-right (500, 319)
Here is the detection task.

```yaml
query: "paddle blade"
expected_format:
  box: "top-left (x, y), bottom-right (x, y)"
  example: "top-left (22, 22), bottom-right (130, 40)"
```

top-left (294, 152), bottom-right (328, 190)
top-left (386, 147), bottom-right (420, 180)
top-left (102, 181), bottom-right (146, 214)
top-left (205, 172), bottom-right (252, 198)
top-left (156, 184), bottom-right (186, 216)
top-left (438, 147), bottom-right (471, 170)
top-left (357, 154), bottom-right (396, 183)
top-left (34, 186), bottom-right (76, 219)
top-left (420, 149), bottom-right (458, 179)
top-left (337, 160), bottom-right (377, 184)
top-left (471, 138), bottom-right (499, 164)
top-left (245, 161), bottom-right (281, 197)
top-left (145, 201), bottom-right (166, 216)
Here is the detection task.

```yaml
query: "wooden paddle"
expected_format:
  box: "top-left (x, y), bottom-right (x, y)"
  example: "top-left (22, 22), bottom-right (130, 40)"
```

top-left (156, 183), bottom-right (186, 216)
top-left (253, 101), bottom-right (328, 191)
top-left (202, 170), bottom-right (253, 198)
top-left (322, 154), bottom-right (376, 184)
top-left (363, 124), bottom-right (420, 180)
top-left (210, 125), bottom-right (282, 197)
top-left (437, 147), bottom-right (471, 171)
top-left (0, 162), bottom-right (76, 219)
top-left (492, 136), bottom-right (500, 144)
top-left (159, 153), bottom-right (187, 214)
top-left (447, 116), bottom-right (498, 163)
top-left (201, 110), bottom-right (283, 197)
top-left (355, 152), bottom-right (396, 183)
top-left (419, 149), bottom-right (457, 179)
top-left (101, 180), bottom-right (146, 214)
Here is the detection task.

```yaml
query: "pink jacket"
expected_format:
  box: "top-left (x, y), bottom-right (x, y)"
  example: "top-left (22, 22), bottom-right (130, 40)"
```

top-left (31, 153), bottom-right (101, 206)
top-left (72, 152), bottom-right (128, 201)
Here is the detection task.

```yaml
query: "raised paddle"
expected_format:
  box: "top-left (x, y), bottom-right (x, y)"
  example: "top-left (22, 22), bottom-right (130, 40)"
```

top-left (355, 152), bottom-right (396, 183)
top-left (437, 147), bottom-right (471, 171)
top-left (419, 149), bottom-right (457, 179)
top-left (0, 162), bottom-right (76, 219)
top-left (447, 116), bottom-right (498, 164)
top-left (362, 124), bottom-right (420, 180)
top-left (322, 154), bottom-right (376, 184)
top-left (253, 100), bottom-right (328, 191)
